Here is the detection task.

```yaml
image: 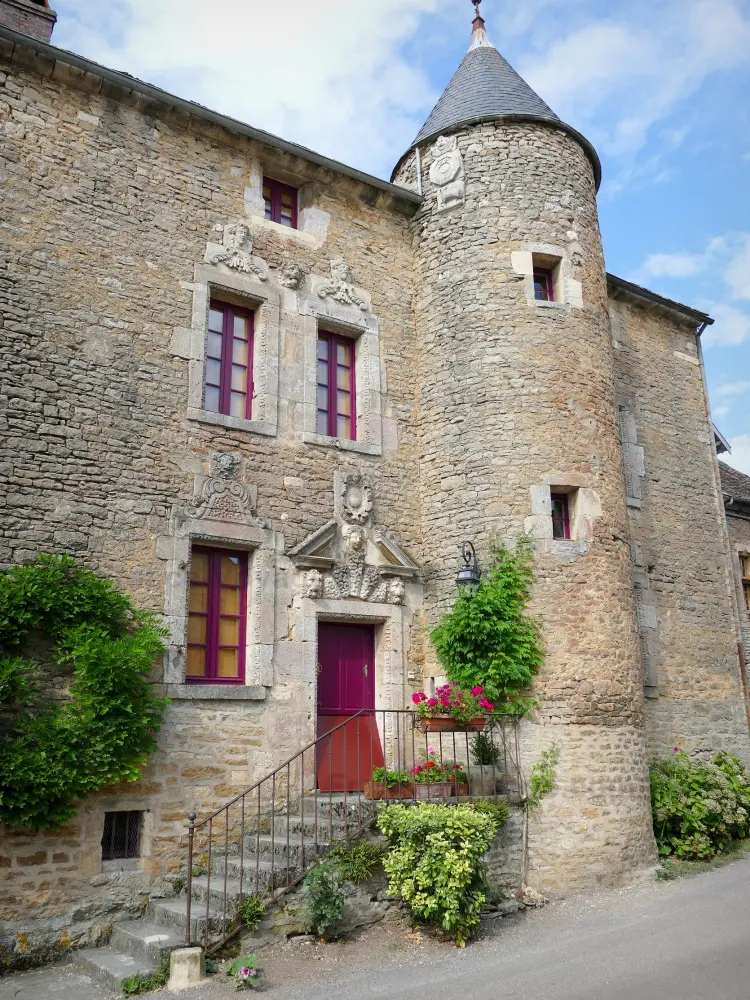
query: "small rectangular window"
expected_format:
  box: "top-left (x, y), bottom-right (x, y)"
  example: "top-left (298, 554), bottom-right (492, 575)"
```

top-left (551, 493), bottom-right (571, 539)
top-left (316, 331), bottom-right (356, 440)
top-left (102, 811), bottom-right (142, 861)
top-left (534, 269), bottom-right (554, 302)
top-left (187, 547), bottom-right (247, 684)
top-left (263, 177), bottom-right (298, 229)
top-left (205, 301), bottom-right (254, 420)
top-left (742, 555), bottom-right (750, 612)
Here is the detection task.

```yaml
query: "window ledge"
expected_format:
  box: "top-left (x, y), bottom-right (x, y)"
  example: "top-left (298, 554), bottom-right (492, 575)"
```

top-left (302, 432), bottom-right (382, 456)
top-left (167, 683), bottom-right (267, 701)
top-left (187, 407), bottom-right (277, 437)
top-left (101, 859), bottom-right (143, 873)
top-left (250, 215), bottom-right (322, 247)
top-left (533, 299), bottom-right (566, 310)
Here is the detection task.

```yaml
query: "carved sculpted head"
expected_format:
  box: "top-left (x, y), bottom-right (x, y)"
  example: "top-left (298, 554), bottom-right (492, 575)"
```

top-left (387, 577), bottom-right (405, 605)
top-left (330, 258), bottom-right (354, 285)
top-left (279, 262), bottom-right (305, 289)
top-left (211, 452), bottom-right (242, 480)
top-left (340, 474), bottom-right (373, 525)
top-left (304, 568), bottom-right (323, 599)
top-left (345, 526), bottom-right (366, 553)
top-left (225, 223), bottom-right (252, 252)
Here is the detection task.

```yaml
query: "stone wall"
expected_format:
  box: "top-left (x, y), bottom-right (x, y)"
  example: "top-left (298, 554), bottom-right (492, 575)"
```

top-left (0, 35), bottom-right (422, 957)
top-left (610, 296), bottom-right (750, 761)
top-left (0, 0), bottom-right (56, 44)
top-left (726, 511), bottom-right (750, 671)
top-left (394, 122), bottom-right (656, 894)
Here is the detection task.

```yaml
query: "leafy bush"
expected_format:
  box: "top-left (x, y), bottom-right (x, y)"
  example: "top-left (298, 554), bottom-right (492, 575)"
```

top-left (236, 894), bottom-right (267, 931)
top-left (650, 749), bottom-right (750, 859)
top-left (470, 730), bottom-right (501, 767)
top-left (304, 861), bottom-right (345, 939)
top-left (0, 554), bottom-right (168, 830)
top-left (430, 537), bottom-right (543, 713)
top-left (329, 840), bottom-right (385, 883)
top-left (377, 802), bottom-right (500, 946)
top-left (371, 767), bottom-right (411, 789)
top-left (528, 744), bottom-right (560, 809)
top-left (466, 797), bottom-right (509, 827)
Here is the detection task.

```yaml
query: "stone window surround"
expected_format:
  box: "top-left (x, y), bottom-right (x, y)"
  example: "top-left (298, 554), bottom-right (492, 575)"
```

top-left (296, 597), bottom-right (413, 752)
top-left (298, 305), bottom-right (384, 457)
top-left (179, 264), bottom-right (280, 439)
top-left (159, 515), bottom-right (281, 699)
top-left (524, 474), bottom-right (602, 560)
top-left (93, 798), bottom-right (155, 874)
top-left (511, 243), bottom-right (583, 309)
top-left (244, 159), bottom-right (331, 247)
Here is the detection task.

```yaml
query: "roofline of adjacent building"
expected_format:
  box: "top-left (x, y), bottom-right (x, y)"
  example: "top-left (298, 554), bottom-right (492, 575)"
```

top-left (606, 273), bottom-right (714, 329)
top-left (392, 113), bottom-right (602, 191)
top-left (0, 23), bottom-right (423, 210)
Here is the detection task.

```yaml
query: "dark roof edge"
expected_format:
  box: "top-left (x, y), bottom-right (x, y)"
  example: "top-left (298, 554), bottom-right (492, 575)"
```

top-left (606, 273), bottom-right (714, 328)
top-left (0, 24), bottom-right (422, 210)
top-left (391, 113), bottom-right (602, 191)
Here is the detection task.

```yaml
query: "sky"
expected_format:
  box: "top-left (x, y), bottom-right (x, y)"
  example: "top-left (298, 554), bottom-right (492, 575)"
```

top-left (52, 0), bottom-right (750, 474)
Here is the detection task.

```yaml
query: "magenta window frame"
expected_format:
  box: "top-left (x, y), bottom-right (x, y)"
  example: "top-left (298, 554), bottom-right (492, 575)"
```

top-left (551, 493), bottom-right (571, 540)
top-left (533, 269), bottom-right (554, 302)
top-left (186, 547), bottom-right (248, 685)
top-left (263, 177), bottom-right (298, 229)
top-left (316, 330), bottom-right (357, 440)
top-left (205, 301), bottom-right (254, 420)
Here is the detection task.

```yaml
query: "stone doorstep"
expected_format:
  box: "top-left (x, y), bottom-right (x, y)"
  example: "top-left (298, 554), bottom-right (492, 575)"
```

top-left (110, 920), bottom-right (184, 965)
top-left (75, 948), bottom-right (156, 992)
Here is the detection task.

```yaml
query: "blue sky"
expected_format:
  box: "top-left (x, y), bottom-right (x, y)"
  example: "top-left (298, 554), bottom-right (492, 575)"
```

top-left (53, 0), bottom-right (750, 472)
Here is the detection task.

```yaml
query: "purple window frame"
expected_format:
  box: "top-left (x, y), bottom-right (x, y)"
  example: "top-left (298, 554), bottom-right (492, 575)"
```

top-left (551, 493), bottom-right (571, 540)
top-left (533, 269), bottom-right (554, 302)
top-left (205, 301), bottom-right (254, 420)
top-left (316, 331), bottom-right (357, 440)
top-left (263, 177), bottom-right (298, 229)
top-left (186, 547), bottom-right (248, 685)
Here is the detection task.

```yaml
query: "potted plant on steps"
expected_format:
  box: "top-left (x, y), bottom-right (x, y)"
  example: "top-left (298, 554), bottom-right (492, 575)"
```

top-left (412, 683), bottom-right (494, 733)
top-left (364, 767), bottom-right (414, 800)
top-left (468, 729), bottom-right (503, 796)
top-left (410, 748), bottom-right (468, 799)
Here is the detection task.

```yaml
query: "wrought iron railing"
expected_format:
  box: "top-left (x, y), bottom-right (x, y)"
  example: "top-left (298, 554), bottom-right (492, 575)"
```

top-left (184, 710), bottom-right (523, 952)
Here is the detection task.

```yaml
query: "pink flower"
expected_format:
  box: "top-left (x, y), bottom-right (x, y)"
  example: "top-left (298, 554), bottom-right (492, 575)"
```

top-left (248, 970), bottom-right (257, 978)
top-left (450, 681), bottom-right (458, 687)
top-left (240, 968), bottom-right (251, 980)
top-left (427, 697), bottom-right (439, 707)
top-left (480, 697), bottom-right (494, 710)
top-left (673, 747), bottom-right (680, 753)
top-left (470, 685), bottom-right (484, 696)
top-left (412, 692), bottom-right (427, 705)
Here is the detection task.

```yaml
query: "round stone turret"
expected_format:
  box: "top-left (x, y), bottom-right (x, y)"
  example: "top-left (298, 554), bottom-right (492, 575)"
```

top-left (394, 14), bottom-right (656, 892)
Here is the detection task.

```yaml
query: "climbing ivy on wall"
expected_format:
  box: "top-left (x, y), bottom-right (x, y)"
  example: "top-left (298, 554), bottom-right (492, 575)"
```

top-left (430, 536), bottom-right (544, 713)
top-left (0, 554), bottom-right (168, 830)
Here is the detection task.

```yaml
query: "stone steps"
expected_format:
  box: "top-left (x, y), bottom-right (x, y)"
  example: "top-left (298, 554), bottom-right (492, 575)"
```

top-left (75, 947), bottom-right (157, 992)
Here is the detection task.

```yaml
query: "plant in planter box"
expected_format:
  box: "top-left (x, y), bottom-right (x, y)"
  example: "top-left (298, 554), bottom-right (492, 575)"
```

top-left (365, 767), bottom-right (413, 800)
top-left (468, 729), bottom-right (503, 796)
top-left (410, 748), bottom-right (467, 799)
top-left (411, 682), bottom-right (493, 732)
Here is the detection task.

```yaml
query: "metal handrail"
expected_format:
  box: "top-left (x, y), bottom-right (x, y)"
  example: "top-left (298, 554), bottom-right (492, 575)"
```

top-left (183, 709), bottom-right (522, 953)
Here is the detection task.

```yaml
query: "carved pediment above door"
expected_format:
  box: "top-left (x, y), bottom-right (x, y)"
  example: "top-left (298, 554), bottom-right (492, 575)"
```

top-left (287, 473), bottom-right (420, 605)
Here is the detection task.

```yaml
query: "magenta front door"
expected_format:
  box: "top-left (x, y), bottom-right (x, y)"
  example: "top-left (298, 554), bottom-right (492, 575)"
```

top-left (316, 623), bottom-right (383, 792)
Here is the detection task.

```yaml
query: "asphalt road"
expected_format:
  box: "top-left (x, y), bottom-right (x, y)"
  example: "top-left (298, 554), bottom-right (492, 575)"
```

top-left (275, 858), bottom-right (750, 1000)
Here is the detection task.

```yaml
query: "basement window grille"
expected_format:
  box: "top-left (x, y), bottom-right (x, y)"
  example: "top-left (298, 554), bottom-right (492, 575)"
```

top-left (101, 811), bottom-right (143, 861)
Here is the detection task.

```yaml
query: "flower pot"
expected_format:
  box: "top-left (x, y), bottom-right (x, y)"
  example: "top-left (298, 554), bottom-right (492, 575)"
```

top-left (454, 782), bottom-right (469, 797)
top-left (414, 781), bottom-right (455, 800)
top-left (468, 771), bottom-right (500, 797)
top-left (418, 716), bottom-right (486, 734)
top-left (364, 781), bottom-right (414, 801)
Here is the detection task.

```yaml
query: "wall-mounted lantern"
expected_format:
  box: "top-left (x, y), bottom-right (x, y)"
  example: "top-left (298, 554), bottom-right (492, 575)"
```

top-left (456, 540), bottom-right (481, 592)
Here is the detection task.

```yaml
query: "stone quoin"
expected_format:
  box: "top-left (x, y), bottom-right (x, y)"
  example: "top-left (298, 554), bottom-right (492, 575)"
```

top-left (0, 0), bottom-right (748, 969)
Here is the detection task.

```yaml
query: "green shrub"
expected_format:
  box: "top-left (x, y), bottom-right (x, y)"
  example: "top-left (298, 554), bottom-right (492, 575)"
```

top-left (650, 749), bottom-right (750, 859)
top-left (430, 537), bottom-right (543, 713)
top-left (371, 767), bottom-right (411, 788)
top-left (528, 744), bottom-right (560, 808)
top-left (329, 839), bottom-right (385, 883)
top-left (377, 802), bottom-right (499, 946)
top-left (304, 861), bottom-right (345, 939)
top-left (0, 554), bottom-right (168, 830)
top-left (236, 894), bottom-right (267, 931)
top-left (466, 797), bottom-right (509, 827)
top-left (470, 730), bottom-right (501, 767)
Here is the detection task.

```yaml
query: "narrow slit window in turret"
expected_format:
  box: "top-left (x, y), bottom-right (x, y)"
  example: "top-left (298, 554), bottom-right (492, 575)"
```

top-left (551, 493), bottom-right (571, 539)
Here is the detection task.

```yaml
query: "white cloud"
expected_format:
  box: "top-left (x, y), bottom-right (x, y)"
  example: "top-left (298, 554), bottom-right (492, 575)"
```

top-left (703, 304), bottom-right (750, 347)
top-left (54, 0), bottom-right (448, 175)
top-left (637, 251), bottom-right (707, 279)
top-left (716, 381), bottom-right (750, 397)
top-left (725, 435), bottom-right (750, 476)
top-left (712, 405), bottom-right (730, 419)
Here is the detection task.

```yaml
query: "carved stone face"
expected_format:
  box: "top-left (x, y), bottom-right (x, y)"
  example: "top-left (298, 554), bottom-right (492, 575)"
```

top-left (346, 527), bottom-right (366, 552)
top-left (304, 568), bottom-right (323, 598)
top-left (226, 223), bottom-right (251, 251)
top-left (330, 258), bottom-right (353, 284)
top-left (387, 578), bottom-right (405, 604)
top-left (211, 452), bottom-right (242, 479)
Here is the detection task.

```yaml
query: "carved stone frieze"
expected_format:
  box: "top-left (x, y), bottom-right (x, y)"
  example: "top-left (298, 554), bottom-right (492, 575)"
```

top-left (317, 259), bottom-right (367, 311)
top-left (210, 223), bottom-right (268, 280)
top-left (185, 451), bottom-right (256, 521)
top-left (340, 473), bottom-right (373, 525)
top-left (429, 135), bottom-right (465, 212)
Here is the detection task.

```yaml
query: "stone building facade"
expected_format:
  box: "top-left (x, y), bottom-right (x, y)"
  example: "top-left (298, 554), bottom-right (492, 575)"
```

top-left (720, 462), bottom-right (750, 676)
top-left (1, 2), bottom-right (749, 962)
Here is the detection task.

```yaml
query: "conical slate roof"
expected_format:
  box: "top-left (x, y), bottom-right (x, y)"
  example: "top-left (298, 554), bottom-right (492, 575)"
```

top-left (394, 18), bottom-right (601, 188)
